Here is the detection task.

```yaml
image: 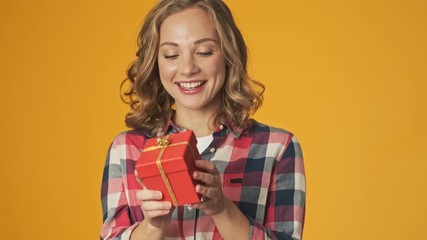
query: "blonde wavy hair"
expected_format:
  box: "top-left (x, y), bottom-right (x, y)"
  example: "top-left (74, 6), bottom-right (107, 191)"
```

top-left (122, 0), bottom-right (265, 133)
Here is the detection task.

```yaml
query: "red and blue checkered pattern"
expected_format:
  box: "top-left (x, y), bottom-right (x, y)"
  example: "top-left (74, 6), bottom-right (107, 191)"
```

top-left (101, 120), bottom-right (306, 239)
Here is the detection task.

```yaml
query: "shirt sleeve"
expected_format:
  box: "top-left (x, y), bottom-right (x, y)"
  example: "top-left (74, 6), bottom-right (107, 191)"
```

top-left (249, 135), bottom-right (306, 240)
top-left (100, 134), bottom-right (139, 239)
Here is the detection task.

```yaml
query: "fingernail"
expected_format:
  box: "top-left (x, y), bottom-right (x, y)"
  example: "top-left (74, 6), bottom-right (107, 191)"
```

top-left (196, 185), bottom-right (202, 193)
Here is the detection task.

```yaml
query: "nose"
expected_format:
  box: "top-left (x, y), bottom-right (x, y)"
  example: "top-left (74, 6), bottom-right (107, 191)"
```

top-left (179, 54), bottom-right (199, 76)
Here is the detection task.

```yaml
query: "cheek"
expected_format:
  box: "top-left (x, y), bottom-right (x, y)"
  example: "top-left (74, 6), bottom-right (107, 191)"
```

top-left (158, 60), bottom-right (176, 80)
top-left (216, 61), bottom-right (227, 84)
top-left (205, 58), bottom-right (226, 77)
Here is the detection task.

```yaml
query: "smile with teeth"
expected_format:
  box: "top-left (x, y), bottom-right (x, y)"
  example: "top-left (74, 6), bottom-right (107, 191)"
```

top-left (176, 81), bottom-right (206, 90)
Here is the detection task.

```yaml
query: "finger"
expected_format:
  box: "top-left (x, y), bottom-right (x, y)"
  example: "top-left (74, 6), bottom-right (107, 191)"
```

top-left (195, 160), bottom-right (218, 174)
top-left (144, 209), bottom-right (173, 219)
top-left (195, 184), bottom-right (218, 199)
top-left (193, 171), bottom-right (216, 185)
top-left (141, 200), bottom-right (172, 212)
top-left (136, 189), bottom-right (163, 201)
top-left (189, 200), bottom-right (204, 209)
top-left (189, 199), bottom-right (211, 210)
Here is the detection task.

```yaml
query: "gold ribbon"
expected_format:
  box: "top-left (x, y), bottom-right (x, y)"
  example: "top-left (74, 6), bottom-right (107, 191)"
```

top-left (142, 135), bottom-right (195, 206)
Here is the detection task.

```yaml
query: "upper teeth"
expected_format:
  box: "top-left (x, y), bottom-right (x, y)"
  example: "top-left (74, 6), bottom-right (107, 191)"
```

top-left (178, 81), bottom-right (203, 89)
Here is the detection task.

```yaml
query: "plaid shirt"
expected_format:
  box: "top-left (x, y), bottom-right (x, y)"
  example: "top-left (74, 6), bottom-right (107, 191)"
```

top-left (101, 120), bottom-right (306, 240)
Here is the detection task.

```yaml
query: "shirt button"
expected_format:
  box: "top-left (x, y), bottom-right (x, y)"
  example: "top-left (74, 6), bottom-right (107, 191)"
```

top-left (210, 148), bottom-right (216, 153)
top-left (219, 124), bottom-right (224, 130)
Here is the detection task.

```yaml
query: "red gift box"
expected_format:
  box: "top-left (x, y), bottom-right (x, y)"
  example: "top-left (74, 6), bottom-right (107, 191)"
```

top-left (136, 131), bottom-right (201, 206)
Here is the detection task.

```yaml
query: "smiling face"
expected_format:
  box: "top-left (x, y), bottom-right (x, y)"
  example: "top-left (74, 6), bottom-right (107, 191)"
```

top-left (157, 7), bottom-right (226, 116)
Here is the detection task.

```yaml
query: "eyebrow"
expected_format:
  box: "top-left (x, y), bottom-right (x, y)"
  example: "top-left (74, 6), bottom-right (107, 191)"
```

top-left (159, 38), bottom-right (218, 47)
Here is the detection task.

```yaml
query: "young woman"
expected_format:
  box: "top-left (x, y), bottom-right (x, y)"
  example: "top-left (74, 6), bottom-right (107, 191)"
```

top-left (101, 1), bottom-right (306, 239)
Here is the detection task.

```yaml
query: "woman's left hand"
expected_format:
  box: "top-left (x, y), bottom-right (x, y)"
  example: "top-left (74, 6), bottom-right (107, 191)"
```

top-left (190, 160), bottom-right (226, 216)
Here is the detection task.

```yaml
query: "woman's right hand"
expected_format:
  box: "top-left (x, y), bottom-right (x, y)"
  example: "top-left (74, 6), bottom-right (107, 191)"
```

top-left (135, 170), bottom-right (174, 230)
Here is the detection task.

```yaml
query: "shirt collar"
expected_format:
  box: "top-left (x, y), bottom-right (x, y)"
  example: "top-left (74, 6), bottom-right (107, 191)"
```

top-left (216, 119), bottom-right (243, 138)
top-left (154, 119), bottom-right (243, 139)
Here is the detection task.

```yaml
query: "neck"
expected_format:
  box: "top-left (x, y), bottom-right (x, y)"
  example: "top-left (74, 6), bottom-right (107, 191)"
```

top-left (174, 108), bottom-right (218, 137)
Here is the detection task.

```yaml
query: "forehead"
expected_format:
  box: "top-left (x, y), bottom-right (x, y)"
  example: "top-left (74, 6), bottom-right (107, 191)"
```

top-left (159, 7), bottom-right (219, 43)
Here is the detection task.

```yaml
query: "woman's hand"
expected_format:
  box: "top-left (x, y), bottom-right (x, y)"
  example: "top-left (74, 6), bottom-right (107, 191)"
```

top-left (135, 170), bottom-right (174, 229)
top-left (190, 160), bottom-right (227, 216)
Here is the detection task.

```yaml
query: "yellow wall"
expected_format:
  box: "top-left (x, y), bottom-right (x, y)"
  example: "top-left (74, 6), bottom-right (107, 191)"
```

top-left (1, 0), bottom-right (426, 239)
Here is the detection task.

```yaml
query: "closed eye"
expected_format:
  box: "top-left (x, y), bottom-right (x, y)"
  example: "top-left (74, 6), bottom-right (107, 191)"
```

top-left (164, 54), bottom-right (179, 59)
top-left (196, 51), bottom-right (213, 57)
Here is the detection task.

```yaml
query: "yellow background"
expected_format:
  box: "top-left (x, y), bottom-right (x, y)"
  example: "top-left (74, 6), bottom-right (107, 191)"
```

top-left (1, 0), bottom-right (426, 239)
